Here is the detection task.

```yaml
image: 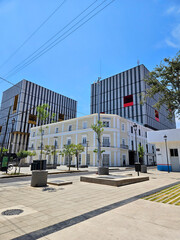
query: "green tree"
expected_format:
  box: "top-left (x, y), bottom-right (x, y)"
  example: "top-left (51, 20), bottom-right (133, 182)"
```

top-left (142, 51), bottom-right (180, 119)
top-left (138, 144), bottom-right (144, 165)
top-left (91, 121), bottom-right (104, 167)
top-left (0, 147), bottom-right (8, 153)
top-left (43, 145), bottom-right (51, 163)
top-left (59, 144), bottom-right (76, 171)
top-left (16, 150), bottom-right (36, 173)
top-left (50, 145), bottom-right (59, 166)
top-left (36, 104), bottom-right (55, 169)
top-left (74, 144), bottom-right (84, 170)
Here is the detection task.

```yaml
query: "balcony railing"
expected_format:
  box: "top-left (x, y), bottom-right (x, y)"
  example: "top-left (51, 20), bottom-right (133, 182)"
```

top-left (120, 144), bottom-right (129, 149)
top-left (102, 143), bottom-right (110, 147)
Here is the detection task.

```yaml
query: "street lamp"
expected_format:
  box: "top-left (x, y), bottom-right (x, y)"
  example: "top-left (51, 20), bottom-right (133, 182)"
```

top-left (133, 123), bottom-right (140, 176)
top-left (164, 135), bottom-right (170, 173)
top-left (7, 118), bottom-right (15, 173)
top-left (54, 136), bottom-right (58, 168)
top-left (97, 77), bottom-right (101, 167)
top-left (133, 123), bottom-right (139, 163)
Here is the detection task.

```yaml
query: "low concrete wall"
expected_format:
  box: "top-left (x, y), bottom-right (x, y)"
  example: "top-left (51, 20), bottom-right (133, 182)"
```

top-left (80, 176), bottom-right (149, 187)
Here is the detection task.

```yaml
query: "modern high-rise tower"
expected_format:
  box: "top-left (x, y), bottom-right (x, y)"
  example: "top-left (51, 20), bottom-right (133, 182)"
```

top-left (0, 79), bottom-right (77, 152)
top-left (90, 64), bottom-right (176, 130)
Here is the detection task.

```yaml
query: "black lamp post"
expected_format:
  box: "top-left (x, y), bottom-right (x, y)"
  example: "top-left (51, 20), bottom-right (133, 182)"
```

top-left (133, 123), bottom-right (139, 163)
top-left (133, 123), bottom-right (140, 176)
top-left (164, 135), bottom-right (170, 173)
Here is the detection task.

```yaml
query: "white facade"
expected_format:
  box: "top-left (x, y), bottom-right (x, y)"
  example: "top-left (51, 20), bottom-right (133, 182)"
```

top-left (28, 114), bottom-right (156, 167)
top-left (148, 129), bottom-right (180, 172)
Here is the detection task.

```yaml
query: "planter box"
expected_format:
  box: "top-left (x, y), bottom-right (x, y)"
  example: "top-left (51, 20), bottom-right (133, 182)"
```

top-left (98, 167), bottom-right (109, 175)
top-left (31, 170), bottom-right (48, 187)
top-left (141, 165), bottom-right (147, 173)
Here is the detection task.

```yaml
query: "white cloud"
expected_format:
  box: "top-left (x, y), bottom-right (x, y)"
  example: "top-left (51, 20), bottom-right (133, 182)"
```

top-left (165, 5), bottom-right (180, 15)
top-left (165, 24), bottom-right (180, 48)
top-left (165, 6), bottom-right (176, 15)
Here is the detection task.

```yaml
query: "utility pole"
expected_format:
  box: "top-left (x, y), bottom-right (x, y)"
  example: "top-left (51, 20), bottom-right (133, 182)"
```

top-left (97, 77), bottom-right (101, 167)
top-left (8, 118), bottom-right (15, 166)
top-left (0, 106), bottom-right (11, 169)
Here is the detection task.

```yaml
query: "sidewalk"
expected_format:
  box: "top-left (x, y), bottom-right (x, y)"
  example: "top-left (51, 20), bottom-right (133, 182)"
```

top-left (0, 165), bottom-right (94, 178)
top-left (0, 169), bottom-right (179, 240)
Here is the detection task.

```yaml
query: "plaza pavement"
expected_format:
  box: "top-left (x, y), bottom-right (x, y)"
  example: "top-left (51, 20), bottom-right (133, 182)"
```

top-left (0, 168), bottom-right (180, 239)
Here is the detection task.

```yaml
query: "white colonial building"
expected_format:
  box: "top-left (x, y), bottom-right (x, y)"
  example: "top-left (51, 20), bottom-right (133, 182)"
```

top-left (28, 114), bottom-right (156, 167)
top-left (148, 129), bottom-right (180, 172)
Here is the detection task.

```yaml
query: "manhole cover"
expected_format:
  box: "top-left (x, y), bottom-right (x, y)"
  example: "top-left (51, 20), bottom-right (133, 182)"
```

top-left (42, 187), bottom-right (56, 192)
top-left (1, 209), bottom-right (24, 216)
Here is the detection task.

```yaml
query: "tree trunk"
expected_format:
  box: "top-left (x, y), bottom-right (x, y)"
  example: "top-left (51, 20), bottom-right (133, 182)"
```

top-left (77, 153), bottom-right (79, 170)
top-left (68, 155), bottom-right (70, 171)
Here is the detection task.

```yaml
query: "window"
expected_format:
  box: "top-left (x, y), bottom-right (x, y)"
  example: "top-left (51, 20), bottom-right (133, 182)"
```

top-left (131, 126), bottom-right (133, 133)
top-left (42, 130), bottom-right (44, 135)
top-left (146, 144), bottom-right (148, 153)
top-left (55, 128), bottom-right (58, 133)
top-left (145, 132), bottom-right (147, 138)
top-left (13, 95), bottom-right (19, 113)
top-left (59, 113), bottom-right (64, 122)
top-left (170, 149), bottom-right (178, 157)
top-left (54, 140), bottom-right (58, 148)
top-left (103, 137), bottom-right (110, 147)
top-left (68, 125), bottom-right (72, 131)
top-left (28, 114), bottom-right (37, 125)
top-left (67, 138), bottom-right (71, 145)
top-left (122, 139), bottom-right (126, 145)
top-left (83, 121), bottom-right (87, 129)
top-left (155, 110), bottom-right (159, 122)
top-left (131, 140), bottom-right (134, 150)
top-left (32, 132), bottom-right (35, 137)
top-left (103, 154), bottom-right (109, 166)
top-left (31, 143), bottom-right (34, 149)
top-left (139, 129), bottom-right (141, 136)
top-left (103, 121), bottom-right (110, 128)
top-left (121, 123), bottom-right (125, 132)
top-left (124, 95), bottom-right (133, 107)
top-left (0, 126), bottom-right (2, 135)
top-left (82, 137), bottom-right (87, 145)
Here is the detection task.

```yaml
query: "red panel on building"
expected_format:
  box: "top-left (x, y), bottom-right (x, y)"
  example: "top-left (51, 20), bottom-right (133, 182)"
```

top-left (124, 95), bottom-right (133, 107)
top-left (155, 110), bottom-right (159, 122)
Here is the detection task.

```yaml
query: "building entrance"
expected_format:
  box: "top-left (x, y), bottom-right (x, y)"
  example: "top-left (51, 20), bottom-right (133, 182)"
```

top-left (129, 151), bottom-right (135, 165)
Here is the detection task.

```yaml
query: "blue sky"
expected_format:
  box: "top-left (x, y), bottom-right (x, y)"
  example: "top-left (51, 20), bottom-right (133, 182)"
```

top-left (0, 0), bottom-right (179, 127)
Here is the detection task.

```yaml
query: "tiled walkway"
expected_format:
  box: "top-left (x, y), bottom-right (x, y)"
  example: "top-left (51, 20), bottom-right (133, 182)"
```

top-left (0, 169), bottom-right (180, 240)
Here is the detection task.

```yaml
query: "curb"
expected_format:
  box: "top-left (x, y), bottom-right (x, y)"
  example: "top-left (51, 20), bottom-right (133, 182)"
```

top-left (0, 170), bottom-right (89, 179)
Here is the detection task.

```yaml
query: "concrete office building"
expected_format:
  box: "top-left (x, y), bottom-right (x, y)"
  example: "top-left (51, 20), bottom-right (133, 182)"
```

top-left (0, 79), bottom-right (77, 152)
top-left (28, 113), bottom-right (156, 166)
top-left (148, 129), bottom-right (180, 172)
top-left (90, 64), bottom-right (176, 130)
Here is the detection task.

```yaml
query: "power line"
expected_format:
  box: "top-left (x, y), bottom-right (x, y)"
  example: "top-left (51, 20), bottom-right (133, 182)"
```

top-left (5, 0), bottom-right (115, 78)
top-left (4, 0), bottom-right (99, 78)
top-left (0, 0), bottom-right (66, 70)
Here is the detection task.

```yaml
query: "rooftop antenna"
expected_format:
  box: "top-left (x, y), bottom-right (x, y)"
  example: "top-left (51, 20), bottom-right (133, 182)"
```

top-left (100, 59), bottom-right (102, 79)
top-left (137, 59), bottom-right (140, 66)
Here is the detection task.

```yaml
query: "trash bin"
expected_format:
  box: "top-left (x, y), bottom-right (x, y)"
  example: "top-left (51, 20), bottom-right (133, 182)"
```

top-left (31, 160), bottom-right (46, 171)
top-left (135, 163), bottom-right (141, 172)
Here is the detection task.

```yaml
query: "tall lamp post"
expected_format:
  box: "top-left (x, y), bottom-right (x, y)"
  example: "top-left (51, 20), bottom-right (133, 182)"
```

top-left (164, 135), bottom-right (170, 173)
top-left (133, 123), bottom-right (140, 176)
top-left (133, 123), bottom-right (139, 163)
top-left (97, 77), bottom-right (101, 167)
